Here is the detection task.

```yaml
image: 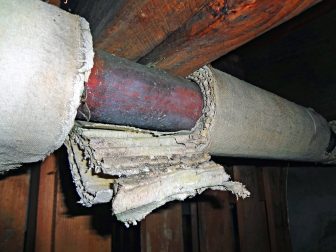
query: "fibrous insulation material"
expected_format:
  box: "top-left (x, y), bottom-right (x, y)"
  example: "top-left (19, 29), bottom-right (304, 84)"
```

top-left (0, 0), bottom-right (247, 225)
top-left (65, 67), bottom-right (249, 226)
top-left (207, 69), bottom-right (332, 162)
top-left (0, 0), bottom-right (94, 172)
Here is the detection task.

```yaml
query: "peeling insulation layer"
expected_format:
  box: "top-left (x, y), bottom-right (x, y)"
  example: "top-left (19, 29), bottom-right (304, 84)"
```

top-left (65, 66), bottom-right (249, 226)
top-left (0, 0), bottom-right (94, 172)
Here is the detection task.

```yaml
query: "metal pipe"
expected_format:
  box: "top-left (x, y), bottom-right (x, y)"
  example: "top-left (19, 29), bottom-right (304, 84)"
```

top-left (76, 51), bottom-right (335, 163)
top-left (76, 50), bottom-right (203, 131)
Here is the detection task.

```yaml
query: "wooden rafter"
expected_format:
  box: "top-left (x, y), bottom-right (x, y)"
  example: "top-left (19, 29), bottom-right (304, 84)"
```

top-left (139, 0), bottom-right (322, 76)
top-left (74, 0), bottom-right (322, 76)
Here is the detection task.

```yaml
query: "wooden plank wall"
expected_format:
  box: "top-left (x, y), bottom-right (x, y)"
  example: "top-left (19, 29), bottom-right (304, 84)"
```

top-left (34, 149), bottom-right (113, 252)
top-left (196, 191), bottom-right (236, 252)
top-left (141, 204), bottom-right (184, 252)
top-left (0, 155), bottom-right (291, 252)
top-left (234, 166), bottom-right (271, 252)
top-left (0, 169), bottom-right (31, 252)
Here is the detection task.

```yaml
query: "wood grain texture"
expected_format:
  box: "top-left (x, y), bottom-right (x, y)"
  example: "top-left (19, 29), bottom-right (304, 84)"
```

top-left (48, 0), bottom-right (61, 6)
top-left (112, 220), bottom-right (140, 252)
top-left (76, 0), bottom-right (210, 61)
top-left (0, 170), bottom-right (30, 252)
top-left (95, 0), bottom-right (210, 60)
top-left (233, 166), bottom-right (271, 252)
top-left (35, 155), bottom-right (58, 252)
top-left (141, 203), bottom-right (184, 252)
top-left (54, 210), bottom-right (111, 252)
top-left (72, 0), bottom-right (125, 38)
top-left (197, 191), bottom-right (236, 252)
top-left (190, 202), bottom-right (200, 252)
top-left (53, 149), bottom-right (112, 252)
top-left (263, 167), bottom-right (292, 252)
top-left (139, 0), bottom-right (322, 76)
top-left (213, 0), bottom-right (336, 121)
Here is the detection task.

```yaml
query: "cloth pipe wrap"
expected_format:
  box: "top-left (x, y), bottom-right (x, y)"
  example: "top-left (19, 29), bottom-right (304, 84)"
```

top-left (78, 52), bottom-right (335, 163)
top-left (0, 0), bottom-right (94, 172)
top-left (205, 68), bottom-right (333, 162)
top-left (65, 66), bottom-right (334, 225)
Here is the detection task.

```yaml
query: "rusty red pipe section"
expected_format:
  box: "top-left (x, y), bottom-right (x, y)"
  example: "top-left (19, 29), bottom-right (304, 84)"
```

top-left (76, 50), bottom-right (203, 131)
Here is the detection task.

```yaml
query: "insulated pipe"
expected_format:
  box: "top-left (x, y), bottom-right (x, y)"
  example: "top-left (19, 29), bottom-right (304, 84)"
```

top-left (207, 68), bottom-right (334, 162)
top-left (77, 52), bottom-right (335, 162)
top-left (0, 0), bottom-right (94, 172)
top-left (77, 50), bottom-right (204, 131)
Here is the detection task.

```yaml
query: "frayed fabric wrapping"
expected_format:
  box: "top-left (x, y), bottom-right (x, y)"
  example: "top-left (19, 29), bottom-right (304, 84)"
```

top-left (65, 66), bottom-right (250, 226)
top-left (0, 0), bottom-right (94, 172)
top-left (64, 64), bottom-right (334, 225)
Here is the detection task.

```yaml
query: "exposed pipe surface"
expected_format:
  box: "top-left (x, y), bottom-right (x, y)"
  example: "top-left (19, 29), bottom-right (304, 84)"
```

top-left (77, 53), bottom-right (336, 163)
top-left (77, 50), bottom-right (204, 131)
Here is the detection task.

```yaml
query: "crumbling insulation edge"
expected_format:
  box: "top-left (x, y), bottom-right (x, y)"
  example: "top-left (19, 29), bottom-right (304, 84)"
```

top-left (65, 66), bottom-right (249, 226)
top-left (58, 17), bottom-right (94, 156)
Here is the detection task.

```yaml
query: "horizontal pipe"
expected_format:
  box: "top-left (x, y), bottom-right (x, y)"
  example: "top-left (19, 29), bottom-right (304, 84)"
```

top-left (206, 68), bottom-right (334, 162)
top-left (77, 51), bottom-right (335, 163)
top-left (76, 50), bottom-right (203, 131)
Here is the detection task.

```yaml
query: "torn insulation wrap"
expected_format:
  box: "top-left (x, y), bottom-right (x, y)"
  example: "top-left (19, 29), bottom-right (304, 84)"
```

top-left (112, 162), bottom-right (248, 225)
top-left (65, 68), bottom-right (249, 225)
top-left (66, 122), bottom-right (249, 226)
top-left (0, 0), bottom-right (94, 171)
top-left (65, 65), bottom-right (335, 225)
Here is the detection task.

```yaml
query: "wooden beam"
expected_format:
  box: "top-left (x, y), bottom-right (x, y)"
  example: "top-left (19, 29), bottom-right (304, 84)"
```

top-left (34, 149), bottom-right (112, 252)
top-left (95, 0), bottom-right (211, 61)
top-left (35, 155), bottom-right (58, 252)
top-left (48, 0), bottom-right (61, 6)
top-left (53, 150), bottom-right (112, 252)
top-left (262, 167), bottom-right (292, 252)
top-left (74, 0), bottom-right (210, 61)
top-left (214, 0), bottom-right (336, 121)
top-left (71, 0), bottom-right (125, 38)
top-left (233, 166), bottom-right (271, 252)
top-left (189, 202), bottom-right (200, 252)
top-left (0, 169), bottom-right (30, 252)
top-left (139, 0), bottom-right (322, 76)
top-left (197, 191), bottom-right (236, 252)
top-left (112, 221), bottom-right (140, 252)
top-left (141, 203), bottom-right (184, 252)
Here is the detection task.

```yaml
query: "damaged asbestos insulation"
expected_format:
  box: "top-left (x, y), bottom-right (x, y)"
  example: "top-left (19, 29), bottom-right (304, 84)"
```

top-left (65, 66), bottom-right (250, 226)
top-left (0, 0), bottom-right (93, 172)
top-left (0, 0), bottom-right (248, 226)
top-left (2, 0), bottom-right (334, 227)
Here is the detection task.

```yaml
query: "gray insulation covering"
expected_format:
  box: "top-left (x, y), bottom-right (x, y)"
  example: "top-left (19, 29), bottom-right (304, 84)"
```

top-left (65, 66), bottom-right (334, 225)
top-left (207, 68), bottom-right (331, 161)
top-left (65, 67), bottom-right (249, 226)
top-left (0, 0), bottom-right (94, 171)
